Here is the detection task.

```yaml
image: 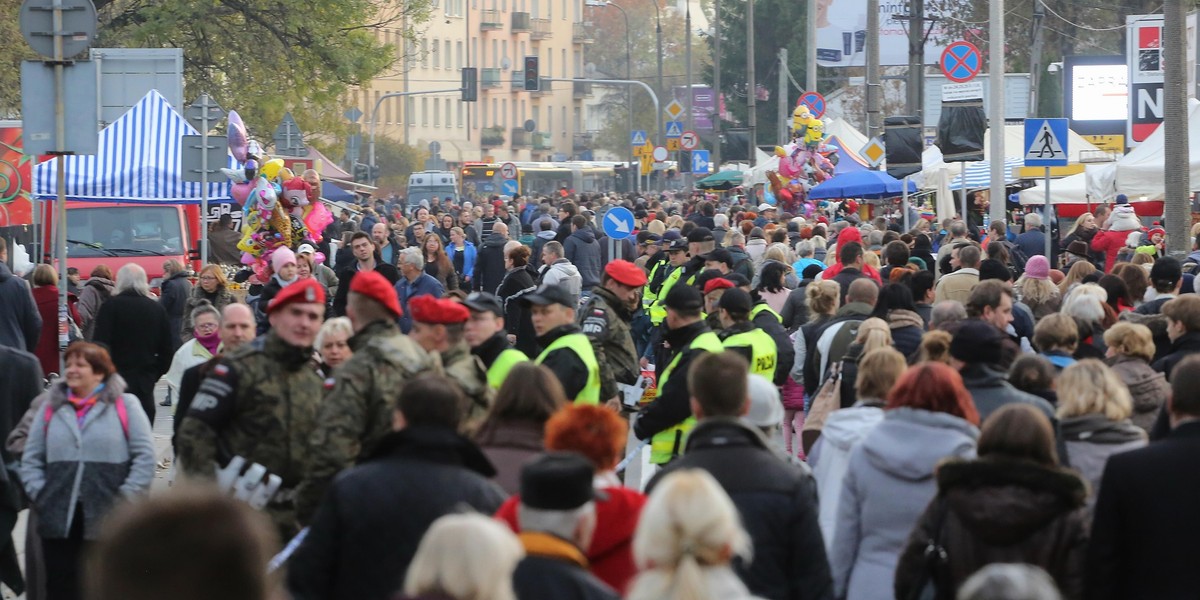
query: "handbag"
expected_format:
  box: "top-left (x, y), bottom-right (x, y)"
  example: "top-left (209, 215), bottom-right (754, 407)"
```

top-left (800, 362), bottom-right (841, 455)
top-left (906, 497), bottom-right (952, 600)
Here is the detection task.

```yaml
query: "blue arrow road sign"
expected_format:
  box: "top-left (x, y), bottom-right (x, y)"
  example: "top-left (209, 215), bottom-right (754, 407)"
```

top-left (501, 178), bottom-right (519, 196)
top-left (630, 130), bottom-right (647, 146)
top-left (603, 206), bottom-right (636, 240)
top-left (691, 150), bottom-right (711, 174)
top-left (665, 121), bottom-right (683, 138)
top-left (1024, 118), bottom-right (1069, 167)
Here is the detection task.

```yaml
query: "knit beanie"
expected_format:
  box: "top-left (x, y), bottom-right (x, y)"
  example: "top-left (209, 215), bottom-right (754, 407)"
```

top-left (1024, 255), bottom-right (1050, 280)
top-left (949, 320), bottom-right (1004, 365)
top-left (271, 247), bottom-right (297, 273)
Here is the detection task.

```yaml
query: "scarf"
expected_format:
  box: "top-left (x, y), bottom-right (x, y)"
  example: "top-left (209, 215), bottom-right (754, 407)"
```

top-left (67, 383), bottom-right (106, 427)
top-left (196, 330), bottom-right (221, 356)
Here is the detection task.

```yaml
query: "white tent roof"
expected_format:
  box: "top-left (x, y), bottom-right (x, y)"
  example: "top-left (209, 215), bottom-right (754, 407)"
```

top-left (822, 118), bottom-right (869, 152)
top-left (1093, 97), bottom-right (1200, 201)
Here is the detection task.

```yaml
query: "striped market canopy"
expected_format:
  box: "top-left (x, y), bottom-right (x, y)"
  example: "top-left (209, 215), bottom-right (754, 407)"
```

top-left (948, 157), bottom-right (1024, 191)
top-left (34, 90), bottom-right (236, 203)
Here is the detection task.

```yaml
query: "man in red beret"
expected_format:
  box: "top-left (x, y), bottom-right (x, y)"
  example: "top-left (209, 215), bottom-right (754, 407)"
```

top-left (177, 278), bottom-right (327, 538)
top-left (409, 295), bottom-right (492, 422)
top-left (297, 270), bottom-right (441, 522)
top-left (578, 260), bottom-right (646, 408)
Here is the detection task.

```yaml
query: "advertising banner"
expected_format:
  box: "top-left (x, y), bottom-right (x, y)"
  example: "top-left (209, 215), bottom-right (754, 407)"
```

top-left (815, 0), bottom-right (961, 67)
top-left (0, 127), bottom-right (33, 227)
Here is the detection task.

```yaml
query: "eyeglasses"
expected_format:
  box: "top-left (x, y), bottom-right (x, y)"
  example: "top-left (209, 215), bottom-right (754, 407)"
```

top-left (199, 276), bottom-right (218, 281)
top-left (195, 322), bottom-right (218, 331)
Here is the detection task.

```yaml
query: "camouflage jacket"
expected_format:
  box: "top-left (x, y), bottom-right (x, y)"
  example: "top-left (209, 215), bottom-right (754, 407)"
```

top-left (442, 341), bottom-right (493, 425)
top-left (176, 331), bottom-right (324, 488)
top-left (578, 286), bottom-right (638, 401)
top-left (296, 319), bottom-right (441, 521)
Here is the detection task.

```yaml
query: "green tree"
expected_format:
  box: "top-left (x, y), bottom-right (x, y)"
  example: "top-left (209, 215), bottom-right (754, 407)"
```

top-left (372, 137), bottom-right (429, 196)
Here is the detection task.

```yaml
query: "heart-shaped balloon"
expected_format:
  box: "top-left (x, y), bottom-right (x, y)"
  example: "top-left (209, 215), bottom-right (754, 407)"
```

top-left (227, 111), bottom-right (249, 163)
top-left (231, 181), bottom-right (254, 204)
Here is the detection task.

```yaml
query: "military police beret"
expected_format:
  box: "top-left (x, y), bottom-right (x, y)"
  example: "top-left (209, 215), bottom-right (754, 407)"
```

top-left (350, 270), bottom-right (402, 317)
top-left (267, 278), bottom-right (327, 314)
top-left (410, 295), bottom-right (470, 324)
top-left (604, 260), bottom-right (648, 287)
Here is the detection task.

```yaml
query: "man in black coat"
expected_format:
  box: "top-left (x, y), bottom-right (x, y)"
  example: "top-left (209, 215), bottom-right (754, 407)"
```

top-left (92, 265), bottom-right (173, 424)
top-left (159, 260), bottom-right (193, 349)
top-left (649, 352), bottom-right (834, 600)
top-left (287, 374), bottom-right (506, 600)
top-left (511, 453), bottom-right (618, 600)
top-left (473, 222), bottom-right (510, 293)
top-left (0, 346), bottom-right (41, 594)
top-left (332, 232), bottom-right (401, 316)
top-left (1086, 354), bottom-right (1200, 599)
top-left (0, 238), bottom-right (41, 352)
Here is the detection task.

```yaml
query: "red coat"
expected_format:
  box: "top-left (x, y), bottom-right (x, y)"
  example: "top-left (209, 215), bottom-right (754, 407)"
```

top-left (1090, 229), bottom-right (1129, 272)
top-left (32, 285), bottom-right (81, 377)
top-left (495, 483), bottom-right (646, 595)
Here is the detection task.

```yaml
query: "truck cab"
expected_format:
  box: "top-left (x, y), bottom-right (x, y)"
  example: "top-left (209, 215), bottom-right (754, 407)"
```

top-left (47, 201), bottom-right (201, 285)
top-left (406, 171), bottom-right (459, 212)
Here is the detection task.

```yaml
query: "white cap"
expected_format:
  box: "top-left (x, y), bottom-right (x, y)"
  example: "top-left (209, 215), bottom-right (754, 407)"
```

top-left (758, 203), bottom-right (776, 212)
top-left (743, 374), bottom-right (784, 429)
top-left (296, 243), bottom-right (316, 255)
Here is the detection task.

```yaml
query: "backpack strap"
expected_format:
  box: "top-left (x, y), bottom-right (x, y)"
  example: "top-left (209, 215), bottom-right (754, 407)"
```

top-left (115, 395), bottom-right (130, 440)
top-left (42, 402), bottom-right (54, 435)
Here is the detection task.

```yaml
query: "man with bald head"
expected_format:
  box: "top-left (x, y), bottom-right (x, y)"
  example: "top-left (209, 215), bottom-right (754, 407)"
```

top-left (172, 303), bottom-right (256, 443)
top-left (474, 221), bottom-right (511, 293)
top-left (802, 278), bottom-right (879, 394)
top-left (371, 222), bottom-right (401, 267)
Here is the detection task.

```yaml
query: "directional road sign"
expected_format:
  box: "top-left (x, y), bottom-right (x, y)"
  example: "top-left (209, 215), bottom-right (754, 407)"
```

top-left (940, 41), bottom-right (982, 83)
top-left (630, 130), bottom-right (647, 146)
top-left (501, 178), bottom-right (519, 196)
top-left (691, 150), bottom-right (711, 174)
top-left (500, 162), bottom-right (518, 179)
top-left (798, 91), bottom-right (826, 119)
top-left (665, 121), bottom-right (683, 138)
top-left (1024, 118), bottom-right (1069, 167)
top-left (603, 206), bottom-right (636, 240)
top-left (652, 146), bottom-right (669, 162)
top-left (680, 130), bottom-right (700, 151)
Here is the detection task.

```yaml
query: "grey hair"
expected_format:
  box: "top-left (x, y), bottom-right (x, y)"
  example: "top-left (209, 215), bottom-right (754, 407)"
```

top-left (956, 563), bottom-right (1063, 600)
top-left (713, 213), bottom-right (729, 228)
top-left (1025, 212), bottom-right (1043, 228)
top-left (398, 247), bottom-right (424, 269)
top-left (930, 300), bottom-right (967, 330)
top-left (116, 263), bottom-right (151, 297)
top-left (949, 221), bottom-right (968, 237)
top-left (316, 316), bottom-right (353, 350)
top-left (189, 301), bottom-right (220, 326)
top-left (543, 241), bottom-right (564, 259)
top-left (795, 240), bottom-right (815, 258)
top-left (867, 230), bottom-right (884, 247)
top-left (517, 502), bottom-right (595, 541)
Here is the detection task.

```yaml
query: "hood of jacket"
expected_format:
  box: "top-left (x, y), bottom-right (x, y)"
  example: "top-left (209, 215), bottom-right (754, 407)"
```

top-left (860, 407), bottom-right (978, 482)
top-left (536, 229), bottom-right (558, 241)
top-left (547, 259), bottom-right (580, 279)
top-left (1106, 355), bottom-right (1168, 414)
top-left (570, 227), bottom-right (596, 244)
top-left (367, 425), bottom-right (497, 477)
top-left (683, 416), bottom-right (772, 453)
top-left (887, 309), bottom-right (925, 331)
top-left (46, 372), bottom-right (129, 409)
top-left (937, 456), bottom-right (1087, 545)
top-left (0, 261), bottom-right (13, 282)
top-left (821, 406), bottom-right (886, 452)
top-left (837, 226), bottom-right (864, 252)
top-left (85, 277), bottom-right (115, 290)
top-left (473, 418), bottom-right (545, 452)
top-left (1059, 414), bottom-right (1147, 444)
top-left (482, 232), bottom-right (510, 249)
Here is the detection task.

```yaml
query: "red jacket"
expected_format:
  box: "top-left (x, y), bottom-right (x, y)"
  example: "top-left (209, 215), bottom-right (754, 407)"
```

top-left (32, 285), bottom-right (81, 377)
top-left (819, 227), bottom-right (882, 283)
top-left (495, 483), bottom-right (646, 594)
top-left (1090, 229), bottom-right (1129, 272)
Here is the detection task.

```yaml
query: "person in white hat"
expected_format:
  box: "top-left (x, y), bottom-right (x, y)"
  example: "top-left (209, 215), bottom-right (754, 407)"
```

top-left (297, 243), bottom-right (340, 298)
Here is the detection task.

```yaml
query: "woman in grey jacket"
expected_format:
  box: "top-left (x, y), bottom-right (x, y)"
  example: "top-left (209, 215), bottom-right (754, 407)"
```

top-left (829, 362), bottom-right (980, 600)
top-left (20, 342), bottom-right (155, 600)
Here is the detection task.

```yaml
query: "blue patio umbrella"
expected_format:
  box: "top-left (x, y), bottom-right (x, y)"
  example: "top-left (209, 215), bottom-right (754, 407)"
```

top-left (807, 170), bottom-right (918, 200)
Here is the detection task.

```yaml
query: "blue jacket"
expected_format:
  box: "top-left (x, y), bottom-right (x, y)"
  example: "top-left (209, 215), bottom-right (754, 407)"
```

top-left (446, 242), bottom-right (478, 285)
top-left (395, 273), bottom-right (446, 334)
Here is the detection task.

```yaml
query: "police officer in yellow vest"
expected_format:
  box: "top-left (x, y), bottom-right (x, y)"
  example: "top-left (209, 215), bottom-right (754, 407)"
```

top-left (463, 292), bottom-right (529, 390)
top-left (715, 288), bottom-right (778, 379)
top-left (633, 284), bottom-right (725, 464)
top-left (522, 283), bottom-right (601, 404)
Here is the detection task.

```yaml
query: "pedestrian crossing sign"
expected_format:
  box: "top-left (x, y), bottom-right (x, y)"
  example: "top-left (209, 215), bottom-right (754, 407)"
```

top-left (1024, 118), bottom-right (1069, 167)
top-left (665, 121), bottom-right (683, 138)
top-left (630, 130), bottom-right (647, 146)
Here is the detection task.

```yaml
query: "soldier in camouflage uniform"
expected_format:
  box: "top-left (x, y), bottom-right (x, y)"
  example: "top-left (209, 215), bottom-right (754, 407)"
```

top-left (295, 271), bottom-right (440, 522)
top-left (408, 295), bottom-right (492, 423)
top-left (578, 260), bottom-right (647, 405)
top-left (176, 279), bottom-right (327, 538)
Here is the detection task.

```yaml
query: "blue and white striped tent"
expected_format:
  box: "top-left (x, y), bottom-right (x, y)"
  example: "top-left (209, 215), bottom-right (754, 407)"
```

top-left (34, 90), bottom-right (236, 203)
top-left (948, 157), bottom-right (1024, 191)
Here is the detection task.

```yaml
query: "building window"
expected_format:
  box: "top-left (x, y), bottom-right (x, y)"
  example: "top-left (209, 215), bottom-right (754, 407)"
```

top-left (374, 90), bottom-right (381, 125)
top-left (547, 49), bottom-right (552, 80)
top-left (446, 99), bottom-right (452, 127)
top-left (502, 99), bottom-right (508, 127)
top-left (491, 40), bottom-right (498, 68)
top-left (458, 101), bottom-right (465, 128)
top-left (574, 107), bottom-right (581, 131)
top-left (561, 0), bottom-right (566, 19)
top-left (561, 106), bottom-right (567, 136)
top-left (406, 97), bottom-right (414, 126)
top-left (561, 49), bottom-right (566, 78)
top-left (422, 98), bottom-right (429, 125)
top-left (502, 41), bottom-right (508, 67)
top-left (492, 99), bottom-right (499, 128)
top-left (520, 99), bottom-right (526, 122)
top-left (445, 41), bottom-right (452, 69)
top-left (457, 41), bottom-right (464, 69)
top-left (434, 100), bottom-right (440, 127)
top-left (548, 108), bottom-right (553, 136)
top-left (421, 39), bottom-right (428, 69)
top-left (432, 38), bottom-right (440, 69)
top-left (531, 0), bottom-right (538, 18)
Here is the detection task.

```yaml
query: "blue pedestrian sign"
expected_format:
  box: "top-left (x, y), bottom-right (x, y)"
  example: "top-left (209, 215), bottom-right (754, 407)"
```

top-left (630, 130), bottom-right (647, 146)
top-left (603, 206), bottom-right (636, 240)
top-left (665, 121), bottom-right (683, 138)
top-left (501, 178), bottom-right (519, 196)
top-left (1024, 118), bottom-right (1069, 167)
top-left (691, 150), bottom-right (711, 175)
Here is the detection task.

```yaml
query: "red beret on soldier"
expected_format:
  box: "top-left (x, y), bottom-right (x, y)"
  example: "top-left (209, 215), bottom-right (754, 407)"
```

top-left (409, 295), bottom-right (470, 325)
top-left (350, 270), bottom-right (402, 317)
top-left (268, 278), bottom-right (326, 313)
top-left (604, 260), bottom-right (648, 287)
top-left (703, 277), bottom-right (735, 296)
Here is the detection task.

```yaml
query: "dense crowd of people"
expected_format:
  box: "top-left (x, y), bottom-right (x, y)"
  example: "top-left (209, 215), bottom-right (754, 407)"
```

top-left (1, 188), bottom-right (1200, 600)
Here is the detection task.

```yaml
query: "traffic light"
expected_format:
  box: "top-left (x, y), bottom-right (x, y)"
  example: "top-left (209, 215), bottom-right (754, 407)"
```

top-left (461, 67), bottom-right (478, 102)
top-left (354, 162), bottom-right (370, 182)
top-left (524, 56), bottom-right (539, 91)
top-left (369, 165), bottom-right (381, 181)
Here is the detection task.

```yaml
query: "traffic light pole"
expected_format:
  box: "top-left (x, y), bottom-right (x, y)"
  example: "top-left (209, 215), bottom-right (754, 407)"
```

top-left (369, 88), bottom-right (464, 185)
top-left (545, 77), bottom-right (661, 183)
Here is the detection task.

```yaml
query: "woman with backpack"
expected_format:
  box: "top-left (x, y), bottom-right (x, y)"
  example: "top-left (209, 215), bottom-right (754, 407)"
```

top-left (76, 265), bottom-right (115, 341)
top-left (19, 342), bottom-right (155, 600)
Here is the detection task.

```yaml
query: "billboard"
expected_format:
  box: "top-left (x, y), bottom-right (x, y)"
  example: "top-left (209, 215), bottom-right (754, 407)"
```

top-left (1064, 55), bottom-right (1127, 148)
top-left (0, 126), bottom-right (33, 227)
top-left (1126, 13), bottom-right (1199, 147)
top-left (672, 85), bottom-right (718, 132)
top-left (815, 0), bottom-right (960, 67)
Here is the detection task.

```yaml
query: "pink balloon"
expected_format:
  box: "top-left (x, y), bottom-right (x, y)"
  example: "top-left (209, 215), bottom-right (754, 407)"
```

top-left (227, 111), bottom-right (249, 163)
top-left (231, 181), bottom-right (254, 204)
top-left (240, 252), bottom-right (256, 265)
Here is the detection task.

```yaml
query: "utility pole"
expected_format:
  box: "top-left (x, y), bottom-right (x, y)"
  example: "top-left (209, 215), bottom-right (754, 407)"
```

top-left (1027, 1), bottom-right (1045, 117)
top-left (712, 0), bottom-right (721, 167)
top-left (653, 1), bottom-right (664, 101)
top-left (685, 2), bottom-right (694, 189)
top-left (1165, 0), bottom-right (1190, 257)
top-left (778, 48), bottom-right (788, 144)
top-left (806, 0), bottom-right (816, 91)
top-left (988, 0), bottom-right (1006, 225)
top-left (904, 0), bottom-right (925, 117)
top-left (865, 0), bottom-right (881, 139)
top-left (746, 0), bottom-right (757, 166)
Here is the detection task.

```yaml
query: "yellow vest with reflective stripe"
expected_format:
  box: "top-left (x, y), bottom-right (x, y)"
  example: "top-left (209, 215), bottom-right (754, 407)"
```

top-left (535, 333), bottom-right (601, 404)
top-left (649, 330), bottom-right (724, 464)
top-left (649, 268), bottom-right (697, 325)
top-left (750, 303), bottom-right (783, 324)
top-left (722, 327), bottom-right (778, 378)
top-left (642, 261), bottom-right (665, 308)
top-left (486, 348), bottom-right (529, 390)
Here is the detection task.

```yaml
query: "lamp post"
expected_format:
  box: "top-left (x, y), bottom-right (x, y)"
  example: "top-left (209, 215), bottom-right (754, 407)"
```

top-left (652, 0), bottom-right (664, 102)
top-left (587, 0), bottom-right (636, 192)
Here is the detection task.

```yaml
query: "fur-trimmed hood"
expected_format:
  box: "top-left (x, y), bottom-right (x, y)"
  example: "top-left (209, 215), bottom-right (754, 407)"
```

top-left (936, 457), bottom-right (1088, 546)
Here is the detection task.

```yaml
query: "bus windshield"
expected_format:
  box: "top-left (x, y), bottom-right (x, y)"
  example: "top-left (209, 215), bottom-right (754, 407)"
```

top-left (462, 166), bottom-right (500, 196)
top-left (66, 206), bottom-right (184, 257)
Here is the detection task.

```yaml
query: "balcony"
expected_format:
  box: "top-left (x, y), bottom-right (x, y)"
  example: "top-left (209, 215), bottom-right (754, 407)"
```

top-left (533, 78), bottom-right (552, 95)
top-left (573, 79), bottom-right (592, 99)
top-left (530, 18), bottom-right (552, 39)
top-left (573, 132), bottom-right (593, 151)
top-left (533, 131), bottom-right (553, 150)
top-left (480, 9), bottom-right (502, 29)
top-left (511, 11), bottom-right (531, 30)
top-left (482, 126), bottom-right (505, 147)
top-left (511, 70), bottom-right (525, 90)
top-left (512, 129), bottom-right (532, 147)
top-left (572, 22), bottom-right (594, 43)
top-left (481, 67), bottom-right (502, 88)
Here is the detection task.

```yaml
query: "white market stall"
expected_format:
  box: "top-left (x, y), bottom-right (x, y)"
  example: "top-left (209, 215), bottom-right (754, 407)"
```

top-left (1087, 98), bottom-right (1200, 202)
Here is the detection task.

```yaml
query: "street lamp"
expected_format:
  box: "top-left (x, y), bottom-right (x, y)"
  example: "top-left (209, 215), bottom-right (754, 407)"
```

top-left (586, 0), bottom-right (637, 192)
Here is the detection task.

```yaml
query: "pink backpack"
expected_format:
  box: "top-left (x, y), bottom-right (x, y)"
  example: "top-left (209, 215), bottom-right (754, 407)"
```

top-left (44, 394), bottom-right (130, 440)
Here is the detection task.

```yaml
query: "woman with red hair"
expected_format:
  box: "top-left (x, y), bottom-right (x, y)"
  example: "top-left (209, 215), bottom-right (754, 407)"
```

top-left (828, 362), bottom-right (979, 600)
top-left (494, 404), bottom-right (646, 595)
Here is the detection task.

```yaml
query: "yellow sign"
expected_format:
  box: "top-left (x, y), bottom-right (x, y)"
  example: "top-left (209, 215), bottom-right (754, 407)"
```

top-left (860, 138), bottom-right (886, 167)
top-left (634, 141), bottom-right (654, 157)
top-left (1081, 134), bottom-right (1125, 153)
top-left (640, 154), bottom-right (654, 175)
top-left (1016, 165), bottom-right (1086, 178)
top-left (666, 138), bottom-right (681, 152)
top-left (665, 100), bottom-right (685, 120)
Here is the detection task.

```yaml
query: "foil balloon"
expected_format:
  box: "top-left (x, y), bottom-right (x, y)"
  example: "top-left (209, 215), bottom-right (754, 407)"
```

top-left (303, 201), bottom-right (333, 243)
top-left (227, 111), bottom-right (249, 163)
top-left (230, 181), bottom-right (254, 204)
top-left (260, 158), bottom-right (285, 181)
